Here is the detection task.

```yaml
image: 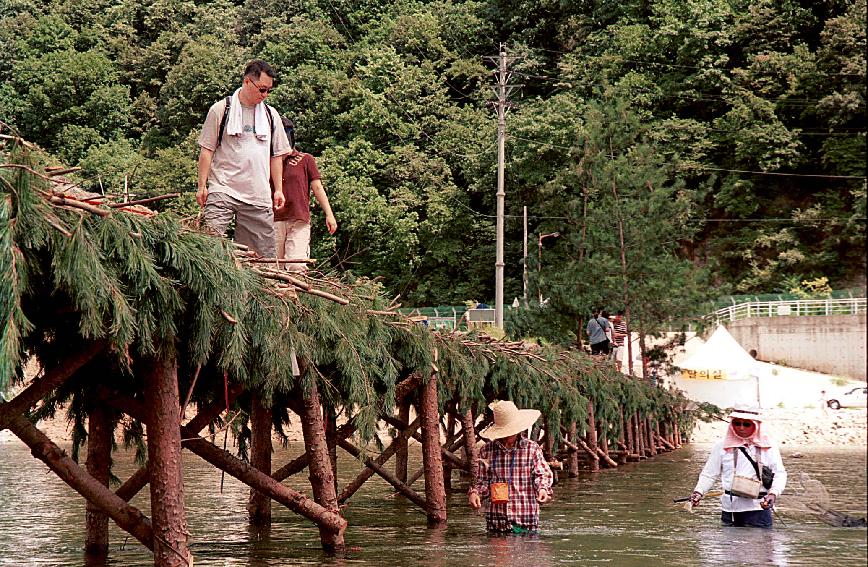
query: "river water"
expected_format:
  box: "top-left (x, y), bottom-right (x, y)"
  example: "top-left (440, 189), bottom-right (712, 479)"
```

top-left (0, 441), bottom-right (865, 566)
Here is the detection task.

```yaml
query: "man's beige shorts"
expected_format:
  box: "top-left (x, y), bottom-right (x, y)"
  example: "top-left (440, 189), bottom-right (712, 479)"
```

top-left (275, 219), bottom-right (311, 272)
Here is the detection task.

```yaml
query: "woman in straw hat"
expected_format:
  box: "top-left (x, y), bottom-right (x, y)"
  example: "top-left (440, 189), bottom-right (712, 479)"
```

top-left (468, 400), bottom-right (554, 533)
top-left (689, 404), bottom-right (788, 527)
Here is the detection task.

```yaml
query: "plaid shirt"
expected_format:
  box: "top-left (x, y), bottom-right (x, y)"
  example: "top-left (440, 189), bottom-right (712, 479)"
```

top-left (473, 436), bottom-right (554, 532)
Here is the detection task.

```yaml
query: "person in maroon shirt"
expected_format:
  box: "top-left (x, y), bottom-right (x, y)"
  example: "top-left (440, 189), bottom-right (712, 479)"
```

top-left (273, 117), bottom-right (337, 271)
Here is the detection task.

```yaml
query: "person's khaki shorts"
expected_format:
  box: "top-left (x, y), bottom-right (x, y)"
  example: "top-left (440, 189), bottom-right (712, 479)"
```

top-left (275, 219), bottom-right (311, 272)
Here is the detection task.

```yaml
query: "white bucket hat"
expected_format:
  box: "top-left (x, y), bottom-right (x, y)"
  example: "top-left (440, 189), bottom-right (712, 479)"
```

top-left (481, 400), bottom-right (541, 440)
top-left (728, 404), bottom-right (763, 422)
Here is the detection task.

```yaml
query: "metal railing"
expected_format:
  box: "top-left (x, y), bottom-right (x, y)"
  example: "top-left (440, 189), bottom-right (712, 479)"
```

top-left (708, 297), bottom-right (867, 325)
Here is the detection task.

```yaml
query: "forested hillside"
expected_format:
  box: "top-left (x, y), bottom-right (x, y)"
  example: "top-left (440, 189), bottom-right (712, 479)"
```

top-left (1, 0), bottom-right (864, 342)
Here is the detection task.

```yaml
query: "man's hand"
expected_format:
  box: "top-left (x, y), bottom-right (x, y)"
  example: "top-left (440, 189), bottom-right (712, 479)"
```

top-left (537, 488), bottom-right (551, 504)
top-left (325, 213), bottom-right (338, 234)
top-left (468, 491), bottom-right (481, 510)
top-left (689, 491), bottom-right (703, 507)
top-left (196, 186), bottom-right (208, 207)
top-left (273, 190), bottom-right (286, 210)
top-left (761, 493), bottom-right (776, 509)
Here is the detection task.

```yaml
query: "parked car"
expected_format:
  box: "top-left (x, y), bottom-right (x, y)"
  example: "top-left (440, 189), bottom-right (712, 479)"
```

top-left (827, 386), bottom-right (868, 410)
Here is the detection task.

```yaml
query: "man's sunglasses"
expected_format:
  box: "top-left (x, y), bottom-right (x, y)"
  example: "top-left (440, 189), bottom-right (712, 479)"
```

top-left (249, 78), bottom-right (275, 94)
top-left (731, 420), bottom-right (755, 427)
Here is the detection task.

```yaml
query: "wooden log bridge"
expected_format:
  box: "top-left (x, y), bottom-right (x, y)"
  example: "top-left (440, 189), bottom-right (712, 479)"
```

top-left (0, 153), bottom-right (694, 566)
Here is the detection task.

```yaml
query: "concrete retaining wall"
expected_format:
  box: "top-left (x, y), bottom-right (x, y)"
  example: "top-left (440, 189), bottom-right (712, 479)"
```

top-left (726, 315), bottom-right (867, 380)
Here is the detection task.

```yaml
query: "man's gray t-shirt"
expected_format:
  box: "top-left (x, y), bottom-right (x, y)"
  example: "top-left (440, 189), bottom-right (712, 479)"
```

top-left (586, 316), bottom-right (611, 345)
top-left (198, 100), bottom-right (290, 207)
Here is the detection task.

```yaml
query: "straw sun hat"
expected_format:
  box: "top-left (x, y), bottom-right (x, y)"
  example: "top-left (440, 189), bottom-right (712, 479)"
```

top-left (481, 400), bottom-right (541, 440)
top-left (728, 404), bottom-right (763, 422)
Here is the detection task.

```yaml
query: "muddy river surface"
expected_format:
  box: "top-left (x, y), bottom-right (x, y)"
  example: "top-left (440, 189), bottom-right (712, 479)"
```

top-left (0, 441), bottom-right (865, 566)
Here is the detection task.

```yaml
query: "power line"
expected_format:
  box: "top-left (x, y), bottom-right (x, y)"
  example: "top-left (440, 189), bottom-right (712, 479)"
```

top-left (507, 135), bottom-right (866, 179)
top-left (697, 167), bottom-right (865, 179)
top-left (532, 47), bottom-right (865, 77)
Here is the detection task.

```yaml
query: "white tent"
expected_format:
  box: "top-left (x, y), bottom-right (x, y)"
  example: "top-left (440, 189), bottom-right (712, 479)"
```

top-left (674, 326), bottom-right (760, 408)
top-left (679, 325), bottom-right (757, 380)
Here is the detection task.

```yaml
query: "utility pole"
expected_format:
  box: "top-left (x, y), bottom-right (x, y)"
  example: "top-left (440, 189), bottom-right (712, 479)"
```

top-left (485, 43), bottom-right (522, 329)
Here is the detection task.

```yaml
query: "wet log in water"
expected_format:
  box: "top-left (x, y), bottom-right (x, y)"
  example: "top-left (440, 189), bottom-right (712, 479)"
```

top-left (460, 407), bottom-right (479, 487)
top-left (295, 375), bottom-right (344, 551)
top-left (420, 355), bottom-right (447, 525)
top-left (109, 392), bottom-right (348, 540)
top-left (142, 356), bottom-right (191, 567)
top-left (567, 422), bottom-right (580, 477)
top-left (586, 400), bottom-right (600, 472)
top-left (5, 412), bottom-right (155, 550)
top-left (338, 415), bottom-right (421, 503)
top-left (85, 404), bottom-right (112, 559)
top-left (395, 401), bottom-right (411, 483)
top-left (248, 392), bottom-right (273, 526)
top-left (337, 438), bottom-right (428, 509)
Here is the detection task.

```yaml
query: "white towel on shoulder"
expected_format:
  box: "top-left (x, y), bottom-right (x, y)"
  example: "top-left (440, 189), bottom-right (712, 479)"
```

top-left (224, 88), bottom-right (270, 141)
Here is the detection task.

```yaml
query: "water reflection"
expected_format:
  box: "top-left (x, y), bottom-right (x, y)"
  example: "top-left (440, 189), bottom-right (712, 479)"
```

top-left (698, 526), bottom-right (792, 567)
top-left (486, 534), bottom-right (553, 567)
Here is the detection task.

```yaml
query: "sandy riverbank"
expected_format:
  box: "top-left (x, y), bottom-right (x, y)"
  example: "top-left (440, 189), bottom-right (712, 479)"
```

top-left (689, 406), bottom-right (867, 449)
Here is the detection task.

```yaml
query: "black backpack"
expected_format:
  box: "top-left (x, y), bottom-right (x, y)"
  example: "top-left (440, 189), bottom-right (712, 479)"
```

top-left (216, 96), bottom-right (277, 156)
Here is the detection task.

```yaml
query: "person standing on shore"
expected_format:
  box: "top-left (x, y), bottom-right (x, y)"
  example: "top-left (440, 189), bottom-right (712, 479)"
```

top-left (689, 405), bottom-right (787, 528)
top-left (197, 60), bottom-right (291, 257)
top-left (468, 400), bottom-right (554, 534)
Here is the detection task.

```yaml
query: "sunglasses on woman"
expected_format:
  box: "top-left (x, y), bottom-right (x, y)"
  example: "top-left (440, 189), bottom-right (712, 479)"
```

top-left (731, 420), bottom-right (755, 427)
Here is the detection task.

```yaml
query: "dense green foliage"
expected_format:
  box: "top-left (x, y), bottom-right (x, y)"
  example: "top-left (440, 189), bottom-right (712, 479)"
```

top-left (1, 0), bottom-right (865, 344)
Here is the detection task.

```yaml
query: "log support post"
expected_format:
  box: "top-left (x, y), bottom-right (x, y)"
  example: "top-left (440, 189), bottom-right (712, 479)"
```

top-left (338, 416), bottom-right (421, 503)
top-left (324, 404), bottom-right (339, 494)
top-left (645, 416), bottom-right (657, 457)
top-left (85, 404), bottom-right (112, 559)
top-left (143, 355), bottom-right (191, 567)
top-left (248, 392), bottom-right (273, 527)
top-left (460, 407), bottom-right (479, 486)
top-left (586, 400), bottom-right (599, 472)
top-left (420, 350), bottom-right (447, 525)
top-left (395, 401), bottom-right (411, 483)
top-left (5, 413), bottom-right (155, 550)
top-left (567, 422), bottom-right (579, 477)
top-left (634, 412), bottom-right (646, 458)
top-left (297, 373), bottom-right (344, 552)
top-left (443, 408), bottom-right (456, 489)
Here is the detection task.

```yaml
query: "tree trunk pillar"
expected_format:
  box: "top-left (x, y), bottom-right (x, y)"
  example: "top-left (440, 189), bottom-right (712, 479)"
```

top-left (460, 407), bottom-right (479, 487)
top-left (85, 404), bottom-right (112, 559)
top-left (646, 416), bottom-right (657, 456)
top-left (586, 400), bottom-right (599, 472)
top-left (143, 355), bottom-right (191, 567)
top-left (298, 376), bottom-right (345, 552)
top-left (635, 412), bottom-right (645, 457)
top-left (324, 404), bottom-right (338, 494)
top-left (443, 409), bottom-right (456, 490)
top-left (567, 421), bottom-right (579, 477)
top-left (625, 411), bottom-right (635, 455)
top-left (395, 401), bottom-right (410, 483)
top-left (420, 351), bottom-right (447, 525)
top-left (248, 392), bottom-right (273, 526)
